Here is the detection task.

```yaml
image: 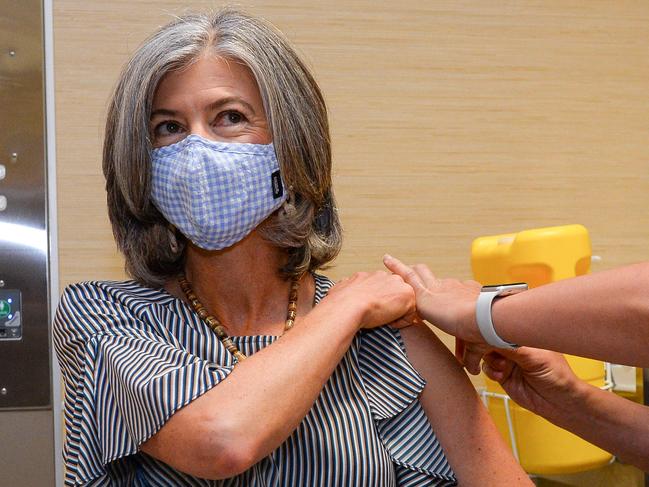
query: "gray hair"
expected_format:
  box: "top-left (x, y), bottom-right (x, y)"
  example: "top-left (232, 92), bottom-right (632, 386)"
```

top-left (104, 8), bottom-right (342, 287)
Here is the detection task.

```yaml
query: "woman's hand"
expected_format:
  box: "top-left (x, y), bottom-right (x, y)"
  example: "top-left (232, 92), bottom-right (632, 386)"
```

top-left (142, 270), bottom-right (415, 478)
top-left (482, 347), bottom-right (580, 420)
top-left (323, 271), bottom-right (417, 330)
top-left (382, 254), bottom-right (483, 342)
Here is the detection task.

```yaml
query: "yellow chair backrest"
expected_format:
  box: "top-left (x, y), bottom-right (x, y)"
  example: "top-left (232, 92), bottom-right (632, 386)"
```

top-left (472, 224), bottom-right (592, 288)
top-left (471, 224), bottom-right (612, 475)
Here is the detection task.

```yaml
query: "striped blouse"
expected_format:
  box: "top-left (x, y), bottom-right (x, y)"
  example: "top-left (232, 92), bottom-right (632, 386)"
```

top-left (53, 274), bottom-right (457, 486)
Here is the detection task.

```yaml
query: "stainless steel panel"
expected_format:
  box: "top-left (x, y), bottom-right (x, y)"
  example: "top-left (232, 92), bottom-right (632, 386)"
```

top-left (0, 1), bottom-right (55, 486)
top-left (0, 0), bottom-right (50, 409)
top-left (0, 0), bottom-right (46, 241)
top-left (0, 250), bottom-right (50, 407)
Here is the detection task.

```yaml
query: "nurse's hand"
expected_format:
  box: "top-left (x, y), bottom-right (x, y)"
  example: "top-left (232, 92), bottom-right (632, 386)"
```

top-left (382, 254), bottom-right (483, 343)
top-left (455, 339), bottom-right (492, 375)
top-left (482, 347), bottom-right (581, 421)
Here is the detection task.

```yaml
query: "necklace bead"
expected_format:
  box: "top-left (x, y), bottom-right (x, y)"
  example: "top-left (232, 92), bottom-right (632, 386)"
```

top-left (179, 274), bottom-right (301, 361)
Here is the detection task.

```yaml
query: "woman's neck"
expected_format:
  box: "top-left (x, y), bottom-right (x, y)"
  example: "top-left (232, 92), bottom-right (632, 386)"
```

top-left (168, 231), bottom-right (315, 336)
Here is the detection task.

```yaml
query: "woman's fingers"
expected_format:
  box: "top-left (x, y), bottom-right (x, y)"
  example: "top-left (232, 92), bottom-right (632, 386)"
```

top-left (332, 270), bottom-right (417, 329)
top-left (390, 311), bottom-right (424, 329)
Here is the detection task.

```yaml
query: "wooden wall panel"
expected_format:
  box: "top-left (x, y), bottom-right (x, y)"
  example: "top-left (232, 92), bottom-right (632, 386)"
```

top-left (53, 2), bottom-right (648, 484)
top-left (54, 1), bottom-right (649, 291)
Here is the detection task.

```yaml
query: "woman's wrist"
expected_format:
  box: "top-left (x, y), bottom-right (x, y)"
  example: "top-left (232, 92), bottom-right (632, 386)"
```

top-left (314, 293), bottom-right (366, 333)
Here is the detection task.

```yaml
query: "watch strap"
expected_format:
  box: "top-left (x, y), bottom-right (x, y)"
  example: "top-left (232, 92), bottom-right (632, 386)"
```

top-left (476, 288), bottom-right (519, 349)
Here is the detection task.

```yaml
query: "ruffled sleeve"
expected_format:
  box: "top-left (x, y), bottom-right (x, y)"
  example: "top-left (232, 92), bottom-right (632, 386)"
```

top-left (358, 326), bottom-right (457, 486)
top-left (53, 282), bottom-right (235, 486)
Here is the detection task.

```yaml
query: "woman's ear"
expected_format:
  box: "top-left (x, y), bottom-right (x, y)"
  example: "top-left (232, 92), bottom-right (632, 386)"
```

top-left (167, 225), bottom-right (185, 255)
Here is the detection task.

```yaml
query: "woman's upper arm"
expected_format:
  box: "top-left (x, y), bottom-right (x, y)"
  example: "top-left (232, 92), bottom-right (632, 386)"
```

top-left (399, 323), bottom-right (532, 486)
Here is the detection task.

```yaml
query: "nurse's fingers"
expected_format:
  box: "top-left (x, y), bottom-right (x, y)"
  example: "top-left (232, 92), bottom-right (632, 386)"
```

top-left (463, 347), bottom-right (484, 375)
top-left (459, 341), bottom-right (492, 375)
top-left (455, 338), bottom-right (465, 364)
top-left (383, 254), bottom-right (427, 291)
top-left (482, 352), bottom-right (515, 382)
top-left (411, 263), bottom-right (438, 287)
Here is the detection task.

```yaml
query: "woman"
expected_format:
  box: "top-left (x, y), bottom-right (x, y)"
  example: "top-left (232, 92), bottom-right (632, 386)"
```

top-left (54, 9), bottom-right (529, 486)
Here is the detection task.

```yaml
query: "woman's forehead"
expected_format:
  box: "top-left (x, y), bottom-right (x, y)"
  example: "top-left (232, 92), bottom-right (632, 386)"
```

top-left (153, 55), bottom-right (261, 108)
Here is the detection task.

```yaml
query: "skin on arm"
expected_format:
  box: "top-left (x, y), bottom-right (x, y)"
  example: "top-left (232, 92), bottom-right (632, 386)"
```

top-left (483, 348), bottom-right (649, 472)
top-left (384, 255), bottom-right (649, 368)
top-left (489, 262), bottom-right (649, 366)
top-left (400, 323), bottom-right (532, 486)
top-left (140, 271), bottom-right (416, 479)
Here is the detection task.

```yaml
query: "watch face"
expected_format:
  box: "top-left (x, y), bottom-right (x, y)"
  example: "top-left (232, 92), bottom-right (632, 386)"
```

top-left (481, 283), bottom-right (528, 293)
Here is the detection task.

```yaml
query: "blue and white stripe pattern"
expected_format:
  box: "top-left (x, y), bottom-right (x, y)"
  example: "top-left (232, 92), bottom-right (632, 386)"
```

top-left (150, 135), bottom-right (288, 250)
top-left (53, 274), bottom-right (456, 486)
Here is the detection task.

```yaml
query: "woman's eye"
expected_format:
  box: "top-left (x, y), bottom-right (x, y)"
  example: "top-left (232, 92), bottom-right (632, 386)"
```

top-left (157, 121), bottom-right (182, 135)
top-left (222, 111), bottom-right (245, 125)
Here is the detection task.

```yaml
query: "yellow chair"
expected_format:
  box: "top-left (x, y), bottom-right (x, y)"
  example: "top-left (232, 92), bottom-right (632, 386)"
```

top-left (471, 224), bottom-right (613, 475)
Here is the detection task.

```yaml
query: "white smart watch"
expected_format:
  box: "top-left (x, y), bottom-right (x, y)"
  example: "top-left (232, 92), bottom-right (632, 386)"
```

top-left (475, 283), bottom-right (528, 349)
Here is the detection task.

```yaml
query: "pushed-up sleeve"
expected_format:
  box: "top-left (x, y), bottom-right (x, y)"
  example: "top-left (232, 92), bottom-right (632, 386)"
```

top-left (53, 282), bottom-right (234, 485)
top-left (358, 326), bottom-right (457, 487)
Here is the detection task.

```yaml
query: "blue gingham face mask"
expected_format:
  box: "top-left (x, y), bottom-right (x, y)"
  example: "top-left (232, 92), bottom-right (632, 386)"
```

top-left (150, 134), bottom-right (288, 250)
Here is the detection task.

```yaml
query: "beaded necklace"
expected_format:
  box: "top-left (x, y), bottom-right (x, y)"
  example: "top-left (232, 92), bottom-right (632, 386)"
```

top-left (178, 275), bottom-right (300, 362)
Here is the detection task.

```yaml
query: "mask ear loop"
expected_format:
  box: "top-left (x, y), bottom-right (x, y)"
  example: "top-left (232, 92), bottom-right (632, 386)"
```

top-left (281, 186), bottom-right (296, 218)
top-left (168, 225), bottom-right (181, 254)
top-left (314, 190), bottom-right (335, 233)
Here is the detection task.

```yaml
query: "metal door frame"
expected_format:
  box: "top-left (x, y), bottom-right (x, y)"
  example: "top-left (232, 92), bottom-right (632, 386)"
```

top-left (44, 0), bottom-right (62, 484)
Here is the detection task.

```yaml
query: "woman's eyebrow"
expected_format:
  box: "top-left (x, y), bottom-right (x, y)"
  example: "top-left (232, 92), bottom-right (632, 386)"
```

top-left (150, 97), bottom-right (256, 120)
top-left (207, 96), bottom-right (256, 114)
top-left (150, 108), bottom-right (177, 120)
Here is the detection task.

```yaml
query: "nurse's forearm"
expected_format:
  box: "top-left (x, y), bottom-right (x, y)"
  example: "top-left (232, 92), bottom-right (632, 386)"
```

top-left (543, 380), bottom-right (649, 472)
top-left (491, 262), bottom-right (649, 366)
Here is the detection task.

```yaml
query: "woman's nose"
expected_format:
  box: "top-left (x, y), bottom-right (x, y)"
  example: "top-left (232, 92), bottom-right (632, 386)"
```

top-left (188, 123), bottom-right (217, 141)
